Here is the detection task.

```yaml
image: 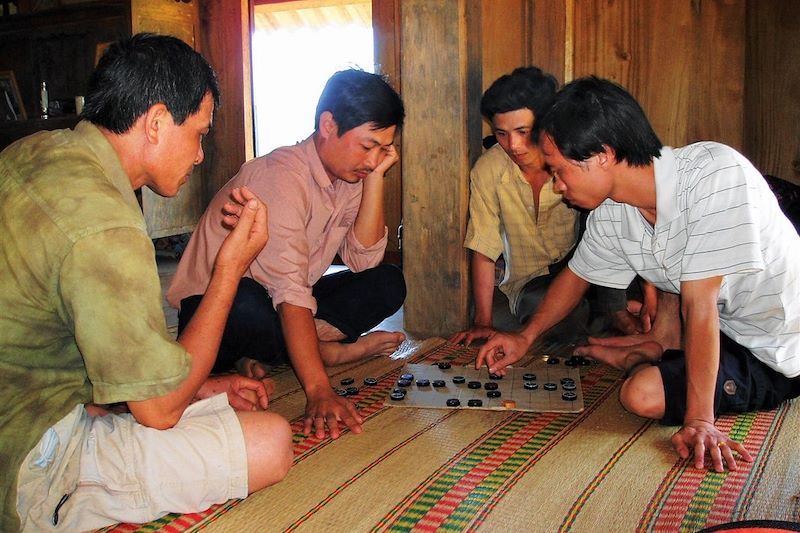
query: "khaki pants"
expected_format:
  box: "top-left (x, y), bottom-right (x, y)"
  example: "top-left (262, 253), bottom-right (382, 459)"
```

top-left (17, 394), bottom-right (247, 532)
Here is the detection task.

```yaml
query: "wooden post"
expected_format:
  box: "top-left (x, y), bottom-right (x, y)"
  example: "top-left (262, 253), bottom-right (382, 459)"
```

top-left (400, 0), bottom-right (482, 337)
top-left (198, 0), bottom-right (253, 203)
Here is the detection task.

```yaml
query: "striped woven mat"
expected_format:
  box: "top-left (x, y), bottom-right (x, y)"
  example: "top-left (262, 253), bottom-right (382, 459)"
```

top-left (101, 338), bottom-right (800, 532)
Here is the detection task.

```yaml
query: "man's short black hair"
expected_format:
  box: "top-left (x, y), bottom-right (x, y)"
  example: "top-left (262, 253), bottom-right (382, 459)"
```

top-left (82, 33), bottom-right (220, 134)
top-left (534, 76), bottom-right (662, 167)
top-left (480, 66), bottom-right (558, 121)
top-left (314, 69), bottom-right (404, 135)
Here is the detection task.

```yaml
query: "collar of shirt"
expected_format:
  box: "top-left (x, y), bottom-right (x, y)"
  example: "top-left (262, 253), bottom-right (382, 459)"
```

top-left (74, 120), bottom-right (141, 215)
top-left (618, 146), bottom-right (680, 245)
top-left (300, 134), bottom-right (335, 191)
top-left (494, 145), bottom-right (520, 186)
top-left (653, 146), bottom-right (680, 229)
top-left (496, 145), bottom-right (563, 213)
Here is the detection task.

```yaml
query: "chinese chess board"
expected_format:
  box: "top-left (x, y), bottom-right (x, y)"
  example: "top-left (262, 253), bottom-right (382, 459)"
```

top-left (384, 357), bottom-right (585, 413)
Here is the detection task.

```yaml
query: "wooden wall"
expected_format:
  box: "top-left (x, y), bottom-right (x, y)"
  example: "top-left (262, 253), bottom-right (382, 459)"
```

top-left (526, 0), bottom-right (747, 151)
top-left (487, 0), bottom-right (797, 183)
top-left (744, 0), bottom-right (800, 184)
top-left (199, 0), bottom-right (254, 200)
top-left (373, 0), bottom-right (403, 257)
top-left (199, 0), bottom-right (799, 336)
top-left (399, 0), bottom-right (482, 336)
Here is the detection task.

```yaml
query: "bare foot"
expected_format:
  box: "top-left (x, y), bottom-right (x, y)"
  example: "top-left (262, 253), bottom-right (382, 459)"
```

top-left (647, 291), bottom-right (682, 350)
top-left (315, 319), bottom-right (347, 342)
top-left (320, 331), bottom-right (406, 365)
top-left (574, 338), bottom-right (663, 371)
top-left (235, 357), bottom-right (271, 380)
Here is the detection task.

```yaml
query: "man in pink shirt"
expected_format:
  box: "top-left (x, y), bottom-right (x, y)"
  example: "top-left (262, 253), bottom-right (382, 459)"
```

top-left (168, 69), bottom-right (406, 439)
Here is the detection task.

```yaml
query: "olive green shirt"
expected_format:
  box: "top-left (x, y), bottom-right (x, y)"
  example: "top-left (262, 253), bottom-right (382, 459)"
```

top-left (0, 122), bottom-right (191, 531)
top-left (464, 143), bottom-right (579, 314)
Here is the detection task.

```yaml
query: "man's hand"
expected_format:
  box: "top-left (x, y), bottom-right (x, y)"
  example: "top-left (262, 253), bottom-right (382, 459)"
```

top-left (216, 186), bottom-right (269, 277)
top-left (196, 374), bottom-right (274, 412)
top-left (304, 388), bottom-right (364, 440)
top-left (368, 144), bottom-right (399, 179)
top-left (475, 331), bottom-right (530, 375)
top-left (449, 325), bottom-right (496, 346)
top-left (609, 296), bottom-right (658, 335)
top-left (671, 419), bottom-right (753, 472)
top-left (640, 280), bottom-right (658, 328)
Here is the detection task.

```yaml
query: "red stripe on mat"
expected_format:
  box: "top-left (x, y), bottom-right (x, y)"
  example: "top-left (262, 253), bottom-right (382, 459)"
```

top-left (640, 403), bottom-right (790, 531)
top-left (99, 342), bottom-right (455, 532)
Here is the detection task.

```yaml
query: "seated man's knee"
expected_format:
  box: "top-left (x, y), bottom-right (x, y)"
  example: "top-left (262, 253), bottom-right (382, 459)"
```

top-left (619, 366), bottom-right (665, 419)
top-left (231, 278), bottom-right (273, 320)
top-left (240, 412), bottom-right (293, 492)
top-left (376, 263), bottom-right (406, 304)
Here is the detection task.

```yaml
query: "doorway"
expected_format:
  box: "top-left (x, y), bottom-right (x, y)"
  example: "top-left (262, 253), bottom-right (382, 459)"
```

top-left (251, 0), bottom-right (374, 156)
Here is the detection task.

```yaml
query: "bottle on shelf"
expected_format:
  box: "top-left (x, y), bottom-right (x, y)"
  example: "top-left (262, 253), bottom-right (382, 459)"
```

top-left (39, 81), bottom-right (49, 119)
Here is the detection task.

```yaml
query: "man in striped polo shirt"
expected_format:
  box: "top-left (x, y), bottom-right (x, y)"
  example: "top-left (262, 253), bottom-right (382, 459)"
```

top-left (475, 76), bottom-right (799, 473)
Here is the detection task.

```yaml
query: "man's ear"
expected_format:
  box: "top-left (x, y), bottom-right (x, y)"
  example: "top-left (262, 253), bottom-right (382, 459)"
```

top-left (318, 111), bottom-right (338, 140)
top-left (596, 145), bottom-right (617, 168)
top-left (142, 103), bottom-right (169, 144)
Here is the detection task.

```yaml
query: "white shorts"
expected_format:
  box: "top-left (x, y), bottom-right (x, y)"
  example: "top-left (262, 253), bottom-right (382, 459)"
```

top-left (17, 394), bottom-right (248, 532)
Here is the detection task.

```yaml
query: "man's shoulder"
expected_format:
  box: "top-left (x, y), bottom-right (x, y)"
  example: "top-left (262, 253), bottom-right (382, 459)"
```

top-left (1, 131), bottom-right (145, 242)
top-left (236, 141), bottom-right (315, 188)
top-left (471, 143), bottom-right (515, 179)
top-left (672, 141), bottom-right (747, 171)
top-left (670, 142), bottom-right (764, 197)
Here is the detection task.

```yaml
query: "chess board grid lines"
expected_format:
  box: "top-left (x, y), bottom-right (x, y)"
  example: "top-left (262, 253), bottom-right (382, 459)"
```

top-left (387, 361), bottom-right (584, 413)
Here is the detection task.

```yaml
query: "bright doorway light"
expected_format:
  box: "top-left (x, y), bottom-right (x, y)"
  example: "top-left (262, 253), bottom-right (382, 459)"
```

top-left (252, 0), bottom-right (374, 156)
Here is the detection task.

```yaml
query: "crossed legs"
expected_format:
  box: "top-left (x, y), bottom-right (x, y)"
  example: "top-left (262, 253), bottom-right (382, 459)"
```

top-left (574, 291), bottom-right (682, 419)
top-left (178, 264), bottom-right (407, 375)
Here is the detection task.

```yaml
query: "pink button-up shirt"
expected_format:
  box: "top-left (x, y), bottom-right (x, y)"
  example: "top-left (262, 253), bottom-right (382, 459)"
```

top-left (167, 135), bottom-right (387, 314)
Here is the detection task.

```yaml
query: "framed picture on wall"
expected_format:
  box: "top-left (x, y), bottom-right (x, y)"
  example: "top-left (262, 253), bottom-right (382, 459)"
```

top-left (0, 70), bottom-right (26, 121)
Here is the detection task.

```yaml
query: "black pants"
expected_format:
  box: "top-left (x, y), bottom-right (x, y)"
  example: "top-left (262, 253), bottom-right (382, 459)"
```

top-left (658, 333), bottom-right (800, 426)
top-left (178, 264), bottom-right (406, 373)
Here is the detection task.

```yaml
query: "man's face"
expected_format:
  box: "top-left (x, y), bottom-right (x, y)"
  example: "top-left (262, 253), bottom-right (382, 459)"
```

top-left (540, 134), bottom-right (611, 209)
top-left (318, 115), bottom-right (397, 183)
top-left (491, 108), bottom-right (537, 168)
top-left (145, 92), bottom-right (213, 197)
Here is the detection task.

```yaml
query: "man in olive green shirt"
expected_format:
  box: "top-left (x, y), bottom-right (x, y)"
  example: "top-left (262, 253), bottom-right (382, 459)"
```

top-left (0, 34), bottom-right (292, 532)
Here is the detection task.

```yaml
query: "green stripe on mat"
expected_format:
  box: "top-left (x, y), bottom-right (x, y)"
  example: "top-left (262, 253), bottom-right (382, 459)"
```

top-left (373, 362), bottom-right (621, 532)
top-left (639, 403), bottom-right (790, 532)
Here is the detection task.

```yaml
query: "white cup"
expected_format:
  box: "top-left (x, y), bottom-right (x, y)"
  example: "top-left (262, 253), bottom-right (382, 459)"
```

top-left (75, 96), bottom-right (84, 115)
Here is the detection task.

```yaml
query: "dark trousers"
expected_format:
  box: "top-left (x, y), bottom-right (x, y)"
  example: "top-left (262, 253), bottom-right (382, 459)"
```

top-left (658, 333), bottom-right (800, 426)
top-left (178, 264), bottom-right (406, 373)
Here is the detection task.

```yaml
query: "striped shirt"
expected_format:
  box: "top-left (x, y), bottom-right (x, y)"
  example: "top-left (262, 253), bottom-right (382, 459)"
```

top-left (464, 143), bottom-right (579, 314)
top-left (570, 142), bottom-right (800, 376)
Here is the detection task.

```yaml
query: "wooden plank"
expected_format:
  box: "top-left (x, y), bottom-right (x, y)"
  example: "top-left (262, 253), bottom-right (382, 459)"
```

top-left (400, 0), bottom-right (481, 336)
top-left (687, 0), bottom-right (745, 150)
top-left (373, 0), bottom-right (402, 255)
top-left (531, 0), bottom-right (568, 85)
top-left (198, 0), bottom-right (253, 200)
top-left (481, 0), bottom-right (530, 89)
top-left (570, 0), bottom-right (745, 150)
top-left (745, 0), bottom-right (800, 183)
top-left (480, 0), bottom-right (530, 137)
